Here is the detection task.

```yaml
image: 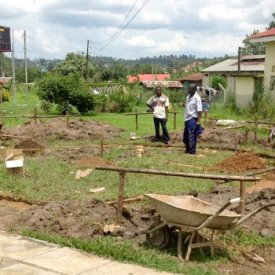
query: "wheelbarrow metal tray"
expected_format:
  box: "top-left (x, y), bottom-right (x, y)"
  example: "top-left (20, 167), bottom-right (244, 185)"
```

top-left (145, 194), bottom-right (241, 229)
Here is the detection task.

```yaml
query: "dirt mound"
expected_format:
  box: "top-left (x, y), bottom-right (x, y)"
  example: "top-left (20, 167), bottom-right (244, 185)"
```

top-left (74, 157), bottom-right (115, 168)
top-left (8, 199), bottom-right (152, 240)
top-left (4, 118), bottom-right (122, 142)
top-left (170, 126), bottom-right (245, 146)
top-left (214, 152), bottom-right (266, 172)
top-left (15, 139), bottom-right (45, 149)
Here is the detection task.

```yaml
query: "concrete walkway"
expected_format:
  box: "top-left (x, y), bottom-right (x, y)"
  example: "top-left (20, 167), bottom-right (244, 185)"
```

top-left (0, 231), bottom-right (174, 275)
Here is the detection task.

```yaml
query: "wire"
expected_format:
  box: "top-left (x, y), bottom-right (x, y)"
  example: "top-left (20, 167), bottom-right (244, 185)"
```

top-left (96, 0), bottom-right (151, 55)
top-left (100, 0), bottom-right (139, 45)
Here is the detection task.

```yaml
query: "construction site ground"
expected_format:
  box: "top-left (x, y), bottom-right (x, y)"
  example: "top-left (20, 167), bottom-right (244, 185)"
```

top-left (0, 118), bottom-right (275, 275)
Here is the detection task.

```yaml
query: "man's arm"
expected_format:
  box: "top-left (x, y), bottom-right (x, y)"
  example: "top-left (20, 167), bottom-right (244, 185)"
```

top-left (147, 103), bottom-right (154, 112)
top-left (146, 97), bottom-right (154, 112)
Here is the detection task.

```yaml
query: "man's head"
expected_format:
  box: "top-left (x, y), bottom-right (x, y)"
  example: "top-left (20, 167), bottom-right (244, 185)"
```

top-left (155, 86), bottom-right (162, 97)
top-left (188, 84), bottom-right (197, 96)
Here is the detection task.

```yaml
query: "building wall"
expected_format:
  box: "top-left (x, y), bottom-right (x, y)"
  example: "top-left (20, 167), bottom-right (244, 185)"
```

top-left (202, 73), bottom-right (210, 87)
top-left (264, 41), bottom-right (275, 92)
top-left (235, 77), bottom-right (254, 107)
top-left (227, 76), bottom-right (235, 96)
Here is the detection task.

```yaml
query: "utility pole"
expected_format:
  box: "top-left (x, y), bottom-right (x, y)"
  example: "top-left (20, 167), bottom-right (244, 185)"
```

top-left (23, 30), bottom-right (28, 96)
top-left (85, 39), bottom-right (90, 80)
top-left (11, 29), bottom-right (16, 104)
top-left (238, 46), bottom-right (242, 74)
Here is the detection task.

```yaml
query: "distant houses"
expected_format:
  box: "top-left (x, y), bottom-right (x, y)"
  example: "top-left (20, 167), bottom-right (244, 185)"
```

top-left (201, 28), bottom-right (275, 107)
top-left (127, 73), bottom-right (183, 91)
top-left (202, 55), bottom-right (265, 107)
top-left (178, 72), bottom-right (203, 91)
top-left (250, 28), bottom-right (275, 93)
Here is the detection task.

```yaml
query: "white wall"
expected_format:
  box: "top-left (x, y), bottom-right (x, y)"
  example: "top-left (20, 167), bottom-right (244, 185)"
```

top-left (235, 77), bottom-right (254, 107)
top-left (264, 42), bottom-right (275, 95)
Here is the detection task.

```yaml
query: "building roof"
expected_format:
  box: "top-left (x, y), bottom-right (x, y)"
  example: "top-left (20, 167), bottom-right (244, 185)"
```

top-left (127, 74), bottom-right (170, 83)
top-left (202, 56), bottom-right (265, 73)
top-left (141, 80), bottom-right (183, 88)
top-left (250, 28), bottom-right (275, 43)
top-left (179, 72), bottom-right (203, 82)
top-left (127, 75), bottom-right (138, 83)
top-left (0, 77), bottom-right (12, 85)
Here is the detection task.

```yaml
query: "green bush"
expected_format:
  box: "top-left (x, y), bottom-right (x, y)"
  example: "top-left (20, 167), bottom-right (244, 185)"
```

top-left (36, 73), bottom-right (94, 114)
top-left (211, 75), bottom-right (227, 89)
top-left (40, 100), bottom-right (53, 114)
top-left (1, 90), bottom-right (10, 102)
top-left (108, 90), bottom-right (134, 113)
top-left (94, 89), bottom-right (135, 113)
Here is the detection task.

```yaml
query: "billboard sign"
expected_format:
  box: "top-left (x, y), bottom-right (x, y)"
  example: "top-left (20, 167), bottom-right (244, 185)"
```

top-left (0, 26), bottom-right (11, 52)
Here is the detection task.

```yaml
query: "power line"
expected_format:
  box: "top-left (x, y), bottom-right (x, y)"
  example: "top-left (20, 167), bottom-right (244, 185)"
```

top-left (96, 0), bottom-right (151, 55)
top-left (99, 0), bottom-right (139, 46)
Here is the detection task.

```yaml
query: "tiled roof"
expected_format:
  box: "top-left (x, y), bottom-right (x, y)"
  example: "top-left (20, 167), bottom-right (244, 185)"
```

top-left (0, 77), bottom-right (12, 84)
top-left (250, 28), bottom-right (275, 42)
top-left (127, 74), bottom-right (171, 83)
top-left (251, 28), bottom-right (275, 38)
top-left (179, 72), bottom-right (203, 81)
top-left (127, 75), bottom-right (138, 83)
top-left (141, 80), bottom-right (183, 88)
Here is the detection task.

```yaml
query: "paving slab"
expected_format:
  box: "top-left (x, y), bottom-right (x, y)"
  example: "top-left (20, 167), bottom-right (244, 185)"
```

top-left (79, 260), bottom-right (174, 275)
top-left (0, 263), bottom-right (59, 274)
top-left (0, 235), bottom-right (57, 261)
top-left (24, 247), bottom-right (112, 275)
top-left (0, 231), bottom-right (175, 275)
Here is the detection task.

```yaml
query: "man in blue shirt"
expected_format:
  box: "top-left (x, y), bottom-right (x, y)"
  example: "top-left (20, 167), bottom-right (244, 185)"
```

top-left (183, 84), bottom-right (202, 154)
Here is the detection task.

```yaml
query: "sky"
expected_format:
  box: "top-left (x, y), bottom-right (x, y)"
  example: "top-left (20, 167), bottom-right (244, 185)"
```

top-left (1, 0), bottom-right (275, 60)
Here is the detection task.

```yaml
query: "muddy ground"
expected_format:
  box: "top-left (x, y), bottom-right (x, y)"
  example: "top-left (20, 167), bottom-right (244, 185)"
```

top-left (0, 119), bottom-right (275, 274)
top-left (0, 179), bottom-right (274, 275)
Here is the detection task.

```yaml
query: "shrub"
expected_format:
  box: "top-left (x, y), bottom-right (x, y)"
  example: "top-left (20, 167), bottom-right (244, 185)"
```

top-left (211, 75), bottom-right (227, 89)
top-left (36, 73), bottom-right (94, 114)
top-left (1, 90), bottom-right (10, 102)
top-left (40, 100), bottom-right (53, 114)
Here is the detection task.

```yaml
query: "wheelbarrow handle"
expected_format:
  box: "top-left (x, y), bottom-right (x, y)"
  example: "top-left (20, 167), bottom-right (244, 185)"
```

top-left (230, 202), bottom-right (275, 229)
top-left (195, 198), bottom-right (240, 230)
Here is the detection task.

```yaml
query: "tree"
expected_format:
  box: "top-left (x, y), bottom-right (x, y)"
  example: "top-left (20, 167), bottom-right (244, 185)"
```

top-left (242, 30), bottom-right (266, 55)
top-left (268, 12), bottom-right (275, 29)
top-left (242, 13), bottom-right (275, 55)
top-left (55, 52), bottom-right (95, 79)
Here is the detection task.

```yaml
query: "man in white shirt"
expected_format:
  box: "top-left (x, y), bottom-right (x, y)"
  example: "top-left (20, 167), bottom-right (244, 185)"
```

top-left (183, 84), bottom-right (202, 154)
top-left (147, 86), bottom-right (171, 145)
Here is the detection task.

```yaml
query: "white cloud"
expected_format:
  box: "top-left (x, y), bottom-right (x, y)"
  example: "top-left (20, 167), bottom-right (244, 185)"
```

top-left (1, 0), bottom-right (275, 59)
top-left (125, 35), bottom-right (156, 48)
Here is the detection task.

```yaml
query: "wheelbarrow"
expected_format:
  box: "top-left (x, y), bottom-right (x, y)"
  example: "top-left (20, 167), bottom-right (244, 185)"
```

top-left (143, 194), bottom-right (275, 262)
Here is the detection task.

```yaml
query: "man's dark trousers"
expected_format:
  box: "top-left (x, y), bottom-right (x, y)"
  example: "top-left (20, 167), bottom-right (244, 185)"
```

top-left (153, 117), bottom-right (170, 143)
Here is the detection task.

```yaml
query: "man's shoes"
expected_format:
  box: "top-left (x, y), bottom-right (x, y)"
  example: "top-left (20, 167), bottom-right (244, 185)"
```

top-left (166, 141), bottom-right (171, 145)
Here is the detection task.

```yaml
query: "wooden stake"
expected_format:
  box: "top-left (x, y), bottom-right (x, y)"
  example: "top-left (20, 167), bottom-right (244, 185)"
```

top-left (117, 172), bottom-right (126, 222)
top-left (239, 180), bottom-right (245, 214)
top-left (173, 106), bottom-right (177, 130)
top-left (33, 108), bottom-right (38, 124)
top-left (135, 108), bottom-right (138, 131)
top-left (100, 137), bottom-right (104, 157)
top-left (66, 113), bottom-right (69, 128)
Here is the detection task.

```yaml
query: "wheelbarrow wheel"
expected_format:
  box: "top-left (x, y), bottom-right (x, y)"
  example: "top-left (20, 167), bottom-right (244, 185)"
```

top-left (146, 221), bottom-right (171, 249)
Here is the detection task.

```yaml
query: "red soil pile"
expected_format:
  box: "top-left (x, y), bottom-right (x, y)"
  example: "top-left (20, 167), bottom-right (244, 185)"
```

top-left (214, 152), bottom-right (266, 172)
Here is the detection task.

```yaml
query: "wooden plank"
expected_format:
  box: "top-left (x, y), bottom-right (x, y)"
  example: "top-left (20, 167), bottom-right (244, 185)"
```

top-left (117, 172), bottom-right (126, 222)
top-left (95, 166), bottom-right (260, 181)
